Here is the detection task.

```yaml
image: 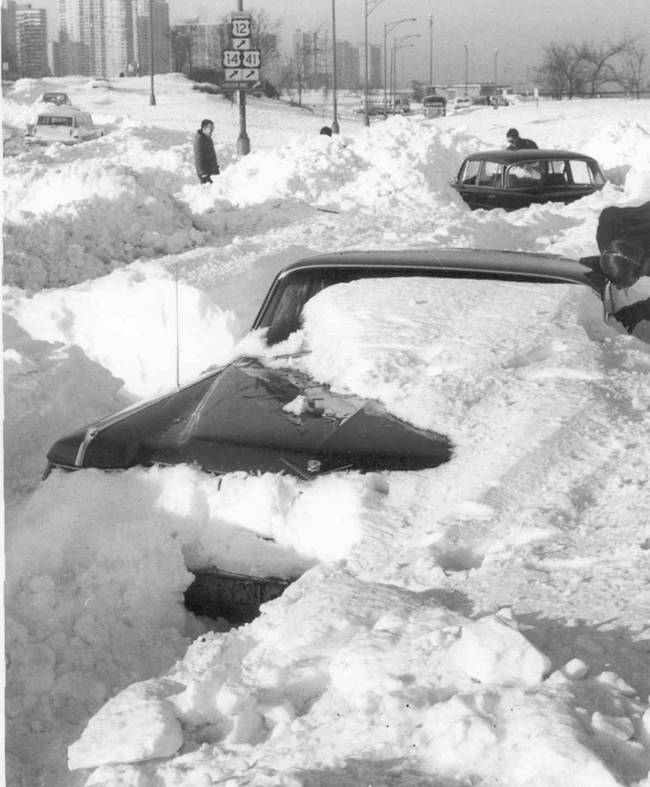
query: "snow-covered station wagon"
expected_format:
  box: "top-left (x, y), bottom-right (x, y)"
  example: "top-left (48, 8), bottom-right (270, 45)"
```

top-left (452, 149), bottom-right (606, 210)
top-left (25, 106), bottom-right (104, 145)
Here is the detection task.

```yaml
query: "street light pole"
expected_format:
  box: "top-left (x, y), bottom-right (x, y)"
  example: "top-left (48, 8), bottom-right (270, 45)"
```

top-left (148, 0), bottom-right (156, 105)
top-left (331, 0), bottom-right (339, 133)
top-left (494, 48), bottom-right (499, 87)
top-left (429, 13), bottom-right (433, 86)
top-left (236, 0), bottom-right (250, 155)
top-left (383, 18), bottom-right (415, 118)
top-left (392, 34), bottom-right (419, 110)
top-left (363, 0), bottom-right (384, 127)
top-left (464, 43), bottom-right (468, 97)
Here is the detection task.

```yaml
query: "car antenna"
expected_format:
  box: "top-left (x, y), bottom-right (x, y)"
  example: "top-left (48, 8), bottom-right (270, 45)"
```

top-left (175, 260), bottom-right (180, 389)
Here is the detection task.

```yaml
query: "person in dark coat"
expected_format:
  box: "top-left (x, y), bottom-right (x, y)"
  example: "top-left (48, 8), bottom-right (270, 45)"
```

top-left (319, 126), bottom-right (332, 137)
top-left (505, 128), bottom-right (538, 150)
top-left (194, 119), bottom-right (220, 184)
top-left (590, 201), bottom-right (650, 339)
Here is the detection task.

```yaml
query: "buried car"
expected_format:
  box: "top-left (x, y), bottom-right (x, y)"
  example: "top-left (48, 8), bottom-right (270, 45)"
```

top-left (47, 249), bottom-right (605, 481)
top-left (452, 149), bottom-right (606, 211)
top-left (25, 106), bottom-right (104, 145)
top-left (45, 249), bottom-right (607, 620)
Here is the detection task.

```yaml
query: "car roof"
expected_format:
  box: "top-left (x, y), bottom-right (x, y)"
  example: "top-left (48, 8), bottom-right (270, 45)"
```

top-left (274, 248), bottom-right (600, 288)
top-left (463, 149), bottom-right (598, 163)
top-left (37, 105), bottom-right (85, 116)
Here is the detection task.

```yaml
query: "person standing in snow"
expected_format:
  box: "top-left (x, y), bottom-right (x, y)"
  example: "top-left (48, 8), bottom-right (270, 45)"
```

top-left (194, 119), bottom-right (220, 184)
top-left (590, 201), bottom-right (650, 340)
top-left (505, 128), bottom-right (538, 150)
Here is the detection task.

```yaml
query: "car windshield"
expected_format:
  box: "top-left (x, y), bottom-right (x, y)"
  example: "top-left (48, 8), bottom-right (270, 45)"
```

top-left (256, 267), bottom-right (591, 346)
top-left (37, 115), bottom-right (73, 126)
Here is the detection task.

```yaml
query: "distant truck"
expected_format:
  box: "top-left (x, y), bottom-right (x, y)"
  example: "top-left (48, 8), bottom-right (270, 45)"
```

top-left (422, 94), bottom-right (447, 118)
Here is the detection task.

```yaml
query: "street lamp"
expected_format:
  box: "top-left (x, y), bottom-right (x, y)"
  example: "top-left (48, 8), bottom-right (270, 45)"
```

top-left (463, 43), bottom-right (468, 97)
top-left (428, 13), bottom-right (433, 86)
top-left (494, 48), bottom-right (499, 87)
top-left (391, 34), bottom-right (419, 111)
top-left (331, 0), bottom-right (339, 133)
top-left (364, 0), bottom-right (384, 127)
top-left (383, 17), bottom-right (416, 118)
top-left (148, 0), bottom-right (156, 105)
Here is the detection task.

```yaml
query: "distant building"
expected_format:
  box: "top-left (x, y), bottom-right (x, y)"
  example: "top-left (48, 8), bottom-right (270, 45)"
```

top-left (13, 3), bottom-right (49, 77)
top-left (1, 0), bottom-right (20, 79)
top-left (54, 0), bottom-right (170, 77)
top-left (335, 40), bottom-right (360, 90)
top-left (368, 43), bottom-right (381, 90)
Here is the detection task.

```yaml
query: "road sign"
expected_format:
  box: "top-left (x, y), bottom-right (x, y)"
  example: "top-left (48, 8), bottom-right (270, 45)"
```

top-left (223, 12), bottom-right (262, 91)
top-left (231, 16), bottom-right (251, 38)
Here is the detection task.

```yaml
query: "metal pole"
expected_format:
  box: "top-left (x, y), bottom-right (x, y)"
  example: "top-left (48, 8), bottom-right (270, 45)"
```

top-left (383, 23), bottom-right (388, 118)
top-left (148, 0), bottom-right (156, 105)
top-left (429, 13), bottom-right (433, 86)
top-left (494, 48), bottom-right (499, 87)
top-left (363, 0), bottom-right (369, 126)
top-left (331, 0), bottom-right (339, 132)
top-left (236, 0), bottom-right (250, 154)
top-left (464, 43), bottom-right (468, 96)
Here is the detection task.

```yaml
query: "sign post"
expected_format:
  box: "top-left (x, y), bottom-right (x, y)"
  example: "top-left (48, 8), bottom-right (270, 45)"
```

top-left (223, 8), bottom-right (261, 155)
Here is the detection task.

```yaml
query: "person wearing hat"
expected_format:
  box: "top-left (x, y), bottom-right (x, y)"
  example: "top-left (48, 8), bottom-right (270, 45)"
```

top-left (194, 119), bottom-right (220, 184)
top-left (591, 201), bottom-right (650, 340)
top-left (505, 128), bottom-right (538, 150)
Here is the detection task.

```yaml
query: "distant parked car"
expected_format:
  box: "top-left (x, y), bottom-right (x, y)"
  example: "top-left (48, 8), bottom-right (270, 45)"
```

top-left (89, 77), bottom-right (112, 89)
top-left (25, 106), bottom-right (104, 145)
top-left (447, 96), bottom-right (473, 112)
top-left (38, 91), bottom-right (72, 106)
top-left (451, 149), bottom-right (606, 211)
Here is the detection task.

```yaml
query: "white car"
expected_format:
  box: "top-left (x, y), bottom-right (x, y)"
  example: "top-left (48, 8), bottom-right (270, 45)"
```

top-left (25, 106), bottom-right (104, 145)
top-left (447, 96), bottom-right (473, 112)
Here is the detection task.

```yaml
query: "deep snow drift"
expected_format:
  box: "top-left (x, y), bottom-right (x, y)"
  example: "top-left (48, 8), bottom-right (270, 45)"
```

top-left (3, 74), bottom-right (650, 786)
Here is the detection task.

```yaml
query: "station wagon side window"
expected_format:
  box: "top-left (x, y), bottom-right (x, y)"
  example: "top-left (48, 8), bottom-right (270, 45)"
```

top-left (477, 160), bottom-right (504, 187)
top-left (459, 159), bottom-right (481, 185)
top-left (506, 161), bottom-right (543, 188)
top-left (566, 159), bottom-right (604, 185)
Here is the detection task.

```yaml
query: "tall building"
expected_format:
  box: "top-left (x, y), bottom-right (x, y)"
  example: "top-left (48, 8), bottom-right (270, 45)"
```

top-left (292, 29), bottom-right (329, 89)
top-left (14, 3), bottom-right (49, 77)
top-left (54, 0), bottom-right (170, 77)
top-left (1, 1), bottom-right (20, 79)
top-left (335, 40), bottom-right (360, 90)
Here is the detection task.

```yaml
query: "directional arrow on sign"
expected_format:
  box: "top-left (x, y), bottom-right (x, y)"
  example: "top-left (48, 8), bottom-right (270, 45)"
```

top-left (245, 70), bottom-right (256, 79)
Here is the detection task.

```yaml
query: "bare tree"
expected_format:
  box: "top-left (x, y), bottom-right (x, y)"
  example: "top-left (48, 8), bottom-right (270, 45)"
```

top-left (536, 43), bottom-right (588, 99)
top-left (612, 44), bottom-right (648, 99)
top-left (171, 27), bottom-right (195, 73)
top-left (578, 38), bottom-right (633, 97)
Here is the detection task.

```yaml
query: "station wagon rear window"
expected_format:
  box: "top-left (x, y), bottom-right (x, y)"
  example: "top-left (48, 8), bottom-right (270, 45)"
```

top-left (37, 115), bottom-right (73, 126)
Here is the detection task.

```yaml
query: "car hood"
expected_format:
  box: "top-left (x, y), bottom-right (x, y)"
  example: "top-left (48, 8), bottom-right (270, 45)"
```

top-left (47, 357), bottom-right (452, 478)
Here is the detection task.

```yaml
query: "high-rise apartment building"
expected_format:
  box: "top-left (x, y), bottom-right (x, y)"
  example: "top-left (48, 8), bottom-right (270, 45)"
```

top-left (12, 3), bottom-right (49, 77)
top-left (1, 0), bottom-right (20, 79)
top-left (335, 40), bottom-right (360, 90)
top-left (54, 0), bottom-right (170, 77)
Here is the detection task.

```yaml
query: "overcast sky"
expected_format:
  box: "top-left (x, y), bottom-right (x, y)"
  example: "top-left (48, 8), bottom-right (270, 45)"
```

top-left (42, 0), bottom-right (650, 85)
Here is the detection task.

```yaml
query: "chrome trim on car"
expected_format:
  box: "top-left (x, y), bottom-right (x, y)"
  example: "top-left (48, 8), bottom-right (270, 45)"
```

top-left (75, 426), bottom-right (99, 466)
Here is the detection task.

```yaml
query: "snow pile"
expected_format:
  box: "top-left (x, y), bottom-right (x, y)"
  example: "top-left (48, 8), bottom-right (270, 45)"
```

top-left (5, 261), bottom-right (241, 397)
top-left (67, 570), bottom-right (647, 786)
top-left (4, 76), bottom-right (650, 787)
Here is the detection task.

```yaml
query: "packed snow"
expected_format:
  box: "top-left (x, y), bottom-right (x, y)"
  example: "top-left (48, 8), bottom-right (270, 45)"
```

top-left (3, 74), bottom-right (650, 787)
